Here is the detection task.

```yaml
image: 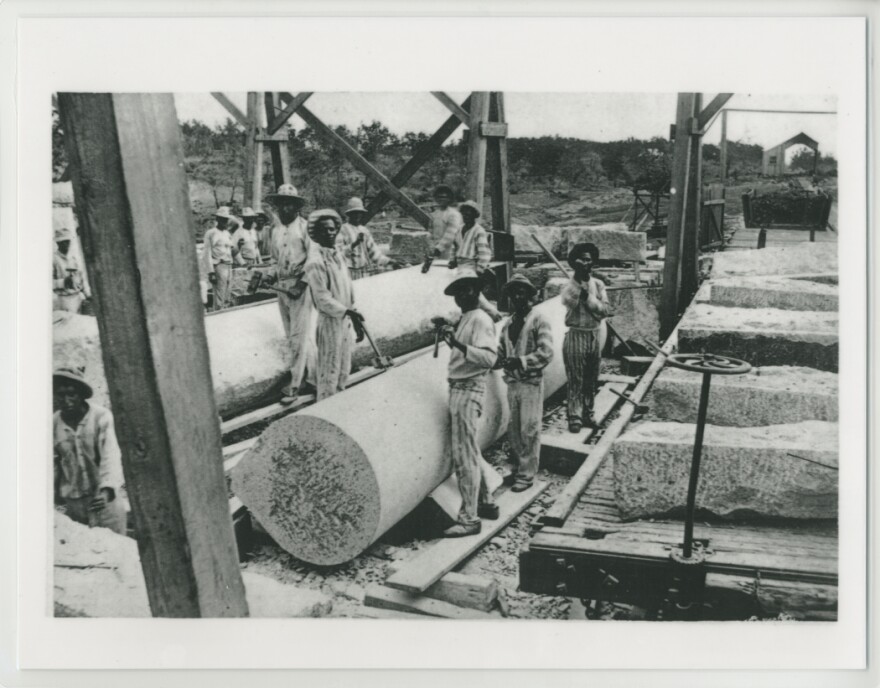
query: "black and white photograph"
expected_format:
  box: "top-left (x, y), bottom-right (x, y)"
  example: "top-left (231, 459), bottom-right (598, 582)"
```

top-left (2, 7), bottom-right (872, 683)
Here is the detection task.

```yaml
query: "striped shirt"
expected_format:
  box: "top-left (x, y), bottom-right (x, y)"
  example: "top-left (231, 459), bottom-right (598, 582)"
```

top-left (447, 308), bottom-right (498, 381)
top-left (53, 403), bottom-right (124, 500)
top-left (304, 245), bottom-right (354, 319)
top-left (337, 223), bottom-right (390, 272)
top-left (431, 206), bottom-right (463, 260)
top-left (561, 277), bottom-right (610, 330)
top-left (498, 308), bottom-right (554, 383)
top-left (436, 222), bottom-right (493, 274)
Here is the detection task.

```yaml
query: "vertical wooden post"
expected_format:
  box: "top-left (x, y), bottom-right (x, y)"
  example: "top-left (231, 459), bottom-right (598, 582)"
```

top-left (719, 109), bottom-right (728, 186)
top-left (681, 93), bottom-right (703, 301)
top-left (487, 92), bottom-right (511, 235)
top-left (264, 92), bottom-right (291, 190)
top-left (465, 92), bottom-right (491, 209)
top-left (58, 93), bottom-right (249, 618)
top-left (660, 93), bottom-right (697, 340)
top-left (243, 92), bottom-right (262, 210)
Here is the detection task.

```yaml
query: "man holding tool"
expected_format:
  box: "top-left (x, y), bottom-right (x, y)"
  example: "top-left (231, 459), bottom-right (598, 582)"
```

top-left (436, 268), bottom-right (500, 537)
top-left (53, 367), bottom-right (127, 535)
top-left (261, 184), bottom-right (318, 402)
top-left (337, 197), bottom-right (403, 279)
top-left (495, 274), bottom-right (554, 491)
top-left (561, 242), bottom-right (611, 433)
top-left (303, 209), bottom-right (362, 401)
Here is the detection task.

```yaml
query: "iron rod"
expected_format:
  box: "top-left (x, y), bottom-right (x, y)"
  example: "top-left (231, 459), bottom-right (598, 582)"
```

top-left (683, 371), bottom-right (712, 558)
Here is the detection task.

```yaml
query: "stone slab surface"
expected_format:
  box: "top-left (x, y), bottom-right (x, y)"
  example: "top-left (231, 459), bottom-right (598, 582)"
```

top-left (613, 420), bottom-right (838, 520)
top-left (709, 276), bottom-right (838, 311)
top-left (709, 243), bottom-right (837, 279)
top-left (53, 513), bottom-right (332, 618)
top-left (649, 365), bottom-right (838, 426)
top-left (678, 304), bottom-right (838, 372)
top-left (511, 224), bottom-right (646, 262)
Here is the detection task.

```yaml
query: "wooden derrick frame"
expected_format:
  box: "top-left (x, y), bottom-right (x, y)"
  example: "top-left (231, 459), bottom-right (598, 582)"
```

top-left (211, 91), bottom-right (512, 237)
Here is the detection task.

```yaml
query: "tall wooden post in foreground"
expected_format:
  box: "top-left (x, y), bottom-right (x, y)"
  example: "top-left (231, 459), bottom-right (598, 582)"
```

top-left (680, 93), bottom-right (703, 301)
top-left (58, 93), bottom-right (249, 618)
top-left (465, 92), bottom-right (491, 210)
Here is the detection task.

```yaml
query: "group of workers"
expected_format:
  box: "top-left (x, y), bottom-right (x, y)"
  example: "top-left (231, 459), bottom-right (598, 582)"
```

top-left (52, 180), bottom-right (611, 542)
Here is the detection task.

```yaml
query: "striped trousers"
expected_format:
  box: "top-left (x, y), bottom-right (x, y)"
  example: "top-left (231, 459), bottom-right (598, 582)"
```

top-left (563, 327), bottom-right (601, 423)
top-left (507, 379), bottom-right (544, 484)
top-left (448, 377), bottom-right (492, 526)
top-left (315, 315), bottom-right (353, 400)
top-left (277, 290), bottom-right (317, 394)
top-left (211, 262), bottom-right (233, 311)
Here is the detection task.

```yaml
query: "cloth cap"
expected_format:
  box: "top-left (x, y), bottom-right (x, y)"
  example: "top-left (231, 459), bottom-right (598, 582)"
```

top-left (344, 197), bottom-right (367, 215)
top-left (267, 184), bottom-right (304, 203)
top-left (502, 273), bottom-right (538, 297)
top-left (54, 227), bottom-right (74, 243)
top-left (53, 366), bottom-right (93, 399)
top-left (213, 206), bottom-right (232, 218)
top-left (568, 242), bottom-right (600, 269)
top-left (444, 267), bottom-right (482, 296)
top-left (308, 208), bottom-right (343, 230)
top-left (458, 200), bottom-right (481, 218)
top-left (241, 207), bottom-right (257, 217)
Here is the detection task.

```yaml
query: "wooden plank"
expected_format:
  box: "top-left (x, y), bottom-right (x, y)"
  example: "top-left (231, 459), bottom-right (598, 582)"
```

top-left (540, 382), bottom-right (627, 459)
top-left (696, 93), bottom-right (734, 131)
top-left (243, 92), bottom-right (261, 209)
top-left (264, 92), bottom-right (291, 190)
top-left (364, 585), bottom-right (494, 619)
top-left (430, 91), bottom-right (470, 124)
top-left (680, 93), bottom-right (703, 301)
top-left (270, 91), bottom-right (313, 135)
top-left (487, 92), bottom-right (511, 239)
top-left (210, 92), bottom-right (248, 128)
top-left (59, 93), bottom-right (248, 617)
top-left (539, 322), bottom-right (679, 528)
top-left (465, 92), bottom-right (491, 209)
top-left (353, 607), bottom-right (429, 620)
top-left (422, 572), bottom-right (498, 612)
top-left (385, 482), bottom-right (548, 594)
top-left (660, 93), bottom-right (697, 339)
top-left (598, 373), bottom-right (637, 385)
top-left (291, 101), bottom-right (432, 228)
top-left (480, 121), bottom-right (509, 138)
top-left (365, 95), bottom-right (470, 221)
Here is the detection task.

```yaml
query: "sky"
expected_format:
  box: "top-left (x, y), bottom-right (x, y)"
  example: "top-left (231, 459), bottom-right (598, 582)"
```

top-left (174, 92), bottom-right (839, 156)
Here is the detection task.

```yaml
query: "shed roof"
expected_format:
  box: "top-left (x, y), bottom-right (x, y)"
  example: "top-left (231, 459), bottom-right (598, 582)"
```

top-left (765, 132), bottom-right (819, 152)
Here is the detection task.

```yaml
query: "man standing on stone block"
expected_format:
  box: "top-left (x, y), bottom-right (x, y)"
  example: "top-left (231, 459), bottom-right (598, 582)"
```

top-left (52, 227), bottom-right (87, 313)
top-left (202, 206), bottom-right (235, 311)
top-left (496, 274), bottom-right (554, 491)
top-left (337, 197), bottom-right (402, 279)
top-left (304, 209), bottom-right (361, 401)
top-left (53, 367), bottom-right (127, 535)
top-left (262, 184), bottom-right (318, 402)
top-left (561, 242), bottom-right (610, 433)
top-left (437, 269), bottom-right (500, 538)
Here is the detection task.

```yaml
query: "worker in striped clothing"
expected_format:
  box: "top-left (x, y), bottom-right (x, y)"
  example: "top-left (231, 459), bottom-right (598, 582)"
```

top-left (561, 242), bottom-right (611, 433)
top-left (496, 274), bottom-right (554, 491)
top-left (437, 269), bottom-right (499, 538)
top-left (337, 197), bottom-right (403, 279)
top-left (304, 209), bottom-right (363, 401)
top-left (424, 200), bottom-right (503, 322)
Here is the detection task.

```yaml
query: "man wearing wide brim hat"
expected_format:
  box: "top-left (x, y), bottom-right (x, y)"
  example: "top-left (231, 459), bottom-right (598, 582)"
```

top-left (53, 367), bottom-right (127, 535)
top-left (496, 274), bottom-right (554, 491)
top-left (201, 207), bottom-right (235, 311)
top-left (232, 206), bottom-right (263, 267)
top-left (436, 268), bottom-right (500, 537)
top-left (53, 226), bottom-right (86, 313)
top-left (262, 184), bottom-right (317, 401)
top-left (337, 197), bottom-right (401, 280)
top-left (561, 242), bottom-right (610, 433)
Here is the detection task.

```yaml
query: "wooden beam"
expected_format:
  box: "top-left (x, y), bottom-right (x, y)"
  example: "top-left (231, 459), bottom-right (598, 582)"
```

top-left (243, 92), bottom-right (261, 209)
top-left (292, 102), bottom-right (432, 228)
top-left (364, 95), bottom-right (471, 221)
top-left (210, 92), bottom-right (248, 128)
top-left (696, 93), bottom-right (733, 131)
top-left (480, 122), bottom-right (508, 138)
top-left (264, 92), bottom-right (291, 191)
top-left (720, 109), bottom-right (728, 186)
top-left (58, 93), bottom-right (249, 617)
top-left (487, 92), bottom-right (511, 236)
top-left (384, 481), bottom-right (547, 594)
top-left (659, 93), bottom-right (697, 340)
top-left (465, 92), bottom-right (491, 209)
top-left (430, 91), bottom-right (470, 125)
top-left (364, 585), bottom-right (494, 619)
top-left (269, 91), bottom-right (313, 135)
top-left (681, 93), bottom-right (703, 301)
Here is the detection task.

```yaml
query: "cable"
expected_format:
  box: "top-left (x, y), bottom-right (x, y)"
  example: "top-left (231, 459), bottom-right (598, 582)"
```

top-left (785, 453), bottom-right (838, 471)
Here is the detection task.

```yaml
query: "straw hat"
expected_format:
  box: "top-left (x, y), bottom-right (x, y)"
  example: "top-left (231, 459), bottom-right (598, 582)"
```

top-left (266, 184), bottom-right (305, 203)
top-left (214, 206), bottom-right (232, 218)
top-left (458, 200), bottom-right (481, 218)
top-left (241, 207), bottom-right (257, 217)
top-left (343, 197), bottom-right (367, 216)
top-left (307, 208), bottom-right (343, 231)
top-left (54, 227), bottom-right (73, 243)
top-left (568, 242), bottom-right (600, 269)
top-left (444, 268), bottom-right (482, 296)
top-left (502, 273), bottom-right (538, 297)
top-left (53, 366), bottom-right (93, 399)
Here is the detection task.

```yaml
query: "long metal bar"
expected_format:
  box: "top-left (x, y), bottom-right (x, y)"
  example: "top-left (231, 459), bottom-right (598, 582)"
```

top-left (682, 372), bottom-right (712, 558)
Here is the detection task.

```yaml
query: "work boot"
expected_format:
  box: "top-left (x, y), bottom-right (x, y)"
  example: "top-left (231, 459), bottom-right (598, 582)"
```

top-left (478, 503), bottom-right (500, 520)
top-left (568, 419), bottom-right (582, 434)
top-left (502, 470), bottom-right (517, 487)
top-left (298, 382), bottom-right (317, 397)
top-left (443, 522), bottom-right (482, 538)
top-left (511, 479), bottom-right (533, 493)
